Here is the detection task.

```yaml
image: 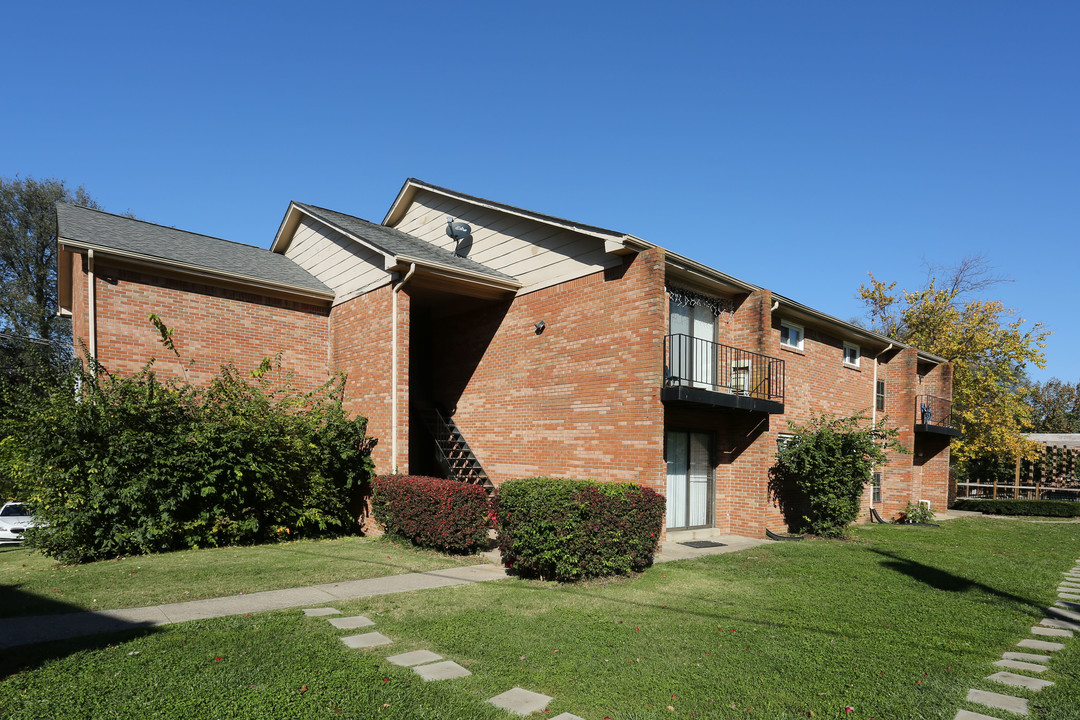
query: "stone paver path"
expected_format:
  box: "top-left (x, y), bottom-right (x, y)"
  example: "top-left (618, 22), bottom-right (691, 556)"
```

top-left (309, 607), bottom-right (579, 715)
top-left (487, 687), bottom-right (554, 716)
top-left (387, 650), bottom-right (444, 667)
top-left (328, 615), bottom-right (375, 629)
top-left (414, 660), bottom-right (472, 682)
top-left (340, 631), bottom-right (393, 649)
top-left (955, 557), bottom-right (1080, 720)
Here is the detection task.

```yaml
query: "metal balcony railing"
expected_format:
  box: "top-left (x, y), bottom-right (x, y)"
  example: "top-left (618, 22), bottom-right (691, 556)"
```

top-left (664, 334), bottom-right (785, 403)
top-left (915, 394), bottom-right (957, 430)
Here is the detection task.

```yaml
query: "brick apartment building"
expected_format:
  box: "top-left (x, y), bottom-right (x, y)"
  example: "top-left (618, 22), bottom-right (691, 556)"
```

top-left (56, 179), bottom-right (960, 538)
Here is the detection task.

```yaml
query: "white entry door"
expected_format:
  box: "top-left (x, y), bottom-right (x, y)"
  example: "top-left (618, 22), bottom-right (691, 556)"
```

top-left (666, 430), bottom-right (712, 529)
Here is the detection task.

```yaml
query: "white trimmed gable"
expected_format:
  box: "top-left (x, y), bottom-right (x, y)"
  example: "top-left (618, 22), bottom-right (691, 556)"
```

top-left (283, 217), bottom-right (390, 305)
top-left (389, 188), bottom-right (626, 295)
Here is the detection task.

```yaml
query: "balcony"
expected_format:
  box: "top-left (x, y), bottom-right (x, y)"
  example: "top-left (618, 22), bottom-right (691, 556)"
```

top-left (914, 394), bottom-right (962, 437)
top-left (662, 334), bottom-right (785, 414)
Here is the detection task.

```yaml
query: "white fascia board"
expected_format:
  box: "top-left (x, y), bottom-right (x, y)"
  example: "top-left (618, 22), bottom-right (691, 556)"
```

top-left (390, 255), bottom-right (522, 291)
top-left (385, 179), bottom-right (627, 243)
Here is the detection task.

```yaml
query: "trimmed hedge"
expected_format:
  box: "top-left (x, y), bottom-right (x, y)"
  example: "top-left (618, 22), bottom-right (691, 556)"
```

top-left (952, 498), bottom-right (1080, 517)
top-left (371, 475), bottom-right (490, 554)
top-left (494, 477), bottom-right (665, 582)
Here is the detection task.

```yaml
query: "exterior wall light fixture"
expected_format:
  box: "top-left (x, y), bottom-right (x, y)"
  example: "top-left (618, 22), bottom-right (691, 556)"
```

top-left (534, 320), bottom-right (546, 334)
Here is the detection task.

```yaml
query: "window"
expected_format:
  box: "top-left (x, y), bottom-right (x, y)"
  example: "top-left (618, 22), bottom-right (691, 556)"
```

top-left (776, 433), bottom-right (796, 454)
top-left (872, 472), bottom-right (882, 504)
top-left (875, 380), bottom-right (885, 412)
top-left (780, 320), bottom-right (803, 350)
top-left (843, 342), bottom-right (860, 367)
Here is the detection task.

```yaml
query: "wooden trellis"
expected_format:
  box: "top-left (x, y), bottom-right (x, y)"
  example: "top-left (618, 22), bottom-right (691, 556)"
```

top-left (957, 443), bottom-right (1080, 501)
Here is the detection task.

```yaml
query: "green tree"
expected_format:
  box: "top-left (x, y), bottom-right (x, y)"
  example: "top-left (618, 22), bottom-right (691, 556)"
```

top-left (769, 414), bottom-right (903, 537)
top-left (1026, 378), bottom-right (1080, 433)
top-left (860, 256), bottom-right (1049, 475)
top-left (0, 176), bottom-right (100, 347)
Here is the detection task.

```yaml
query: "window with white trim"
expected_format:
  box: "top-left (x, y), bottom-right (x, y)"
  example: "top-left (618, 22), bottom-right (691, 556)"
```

top-left (872, 471), bottom-right (882, 504)
top-left (843, 342), bottom-right (860, 367)
top-left (776, 433), bottom-right (796, 455)
top-left (780, 320), bottom-right (803, 350)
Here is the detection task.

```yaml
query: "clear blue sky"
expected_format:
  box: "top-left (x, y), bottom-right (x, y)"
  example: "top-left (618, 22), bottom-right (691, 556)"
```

top-left (3, 1), bottom-right (1076, 382)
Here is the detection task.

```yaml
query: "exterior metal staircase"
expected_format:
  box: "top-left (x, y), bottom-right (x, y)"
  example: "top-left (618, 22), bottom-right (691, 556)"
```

top-left (424, 405), bottom-right (494, 495)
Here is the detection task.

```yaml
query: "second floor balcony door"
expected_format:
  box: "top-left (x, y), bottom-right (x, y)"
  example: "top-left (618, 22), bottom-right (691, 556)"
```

top-left (670, 303), bottom-right (716, 389)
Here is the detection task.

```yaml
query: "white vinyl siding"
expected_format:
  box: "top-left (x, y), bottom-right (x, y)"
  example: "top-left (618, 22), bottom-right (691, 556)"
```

top-left (391, 190), bottom-right (623, 294)
top-left (284, 218), bottom-right (390, 304)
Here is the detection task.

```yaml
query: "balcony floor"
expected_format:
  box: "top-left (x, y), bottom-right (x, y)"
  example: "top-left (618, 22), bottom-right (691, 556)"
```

top-left (661, 385), bottom-right (784, 414)
top-left (914, 423), bottom-right (963, 438)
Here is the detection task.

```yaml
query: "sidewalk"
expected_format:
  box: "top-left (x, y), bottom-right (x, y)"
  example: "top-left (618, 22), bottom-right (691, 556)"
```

top-left (0, 564), bottom-right (510, 650)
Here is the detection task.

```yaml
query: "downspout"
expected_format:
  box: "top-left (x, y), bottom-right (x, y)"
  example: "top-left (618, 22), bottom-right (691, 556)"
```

top-left (870, 343), bottom-right (894, 510)
top-left (87, 249), bottom-right (97, 373)
top-left (390, 263), bottom-right (416, 472)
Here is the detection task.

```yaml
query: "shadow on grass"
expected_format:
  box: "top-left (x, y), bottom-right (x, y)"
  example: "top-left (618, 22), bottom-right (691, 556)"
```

top-left (0, 585), bottom-right (160, 674)
top-left (869, 548), bottom-right (1045, 611)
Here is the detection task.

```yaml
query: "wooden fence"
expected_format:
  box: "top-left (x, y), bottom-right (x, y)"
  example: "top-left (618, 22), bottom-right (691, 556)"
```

top-left (956, 443), bottom-right (1080, 502)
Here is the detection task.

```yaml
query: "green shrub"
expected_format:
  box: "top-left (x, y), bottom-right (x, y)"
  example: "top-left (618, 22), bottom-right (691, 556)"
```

top-left (900, 501), bottom-right (936, 524)
top-left (952, 498), bottom-right (1080, 517)
top-left (494, 477), bottom-right (665, 582)
top-left (370, 475), bottom-right (490, 554)
top-left (2, 359), bottom-right (375, 564)
top-left (769, 414), bottom-right (905, 538)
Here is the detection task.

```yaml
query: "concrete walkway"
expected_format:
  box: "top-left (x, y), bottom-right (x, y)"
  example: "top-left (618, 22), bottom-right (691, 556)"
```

top-left (0, 510), bottom-right (980, 650)
top-left (0, 564), bottom-right (509, 650)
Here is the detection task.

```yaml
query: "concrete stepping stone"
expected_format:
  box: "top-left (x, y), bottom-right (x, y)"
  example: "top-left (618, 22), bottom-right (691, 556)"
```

top-left (966, 688), bottom-right (1028, 716)
top-left (488, 687), bottom-right (554, 716)
top-left (413, 660), bottom-right (472, 681)
top-left (327, 615), bottom-right (375, 630)
top-left (302, 607), bottom-right (341, 617)
top-left (987, 671), bottom-right (1054, 691)
top-left (1048, 605), bottom-right (1080, 622)
top-left (550, 714), bottom-right (586, 720)
top-left (1056, 600), bottom-right (1080, 613)
top-left (1058, 592), bottom-right (1080, 600)
top-left (1002, 651), bottom-right (1050, 663)
top-left (1018, 638), bottom-right (1065, 652)
top-left (387, 650), bottom-right (444, 667)
top-left (1031, 625), bottom-right (1072, 638)
top-left (1060, 581), bottom-right (1080, 589)
top-left (955, 711), bottom-right (1010, 720)
top-left (340, 632), bottom-right (392, 649)
top-left (994, 659), bottom-right (1048, 673)
top-left (1041, 617), bottom-right (1080, 632)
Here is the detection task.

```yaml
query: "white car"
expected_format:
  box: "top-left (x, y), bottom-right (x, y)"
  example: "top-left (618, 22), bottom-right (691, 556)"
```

top-left (0, 502), bottom-right (36, 542)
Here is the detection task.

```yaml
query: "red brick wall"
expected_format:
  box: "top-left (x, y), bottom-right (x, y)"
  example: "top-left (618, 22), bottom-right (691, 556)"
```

top-left (670, 288), bottom-right (953, 536)
top-left (329, 284), bottom-right (408, 476)
top-left (428, 249), bottom-right (668, 495)
top-left (71, 258), bottom-right (330, 391)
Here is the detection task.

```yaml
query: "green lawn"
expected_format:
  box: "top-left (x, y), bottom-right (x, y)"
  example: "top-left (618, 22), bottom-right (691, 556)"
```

top-left (0, 536), bottom-right (483, 617)
top-left (2, 518), bottom-right (1079, 719)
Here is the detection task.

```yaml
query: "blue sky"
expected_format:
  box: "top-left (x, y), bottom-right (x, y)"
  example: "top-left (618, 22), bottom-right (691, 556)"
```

top-left (3, 1), bottom-right (1076, 382)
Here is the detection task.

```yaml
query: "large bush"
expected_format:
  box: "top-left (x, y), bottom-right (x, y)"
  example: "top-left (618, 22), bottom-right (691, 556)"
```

top-left (370, 475), bottom-right (490, 553)
top-left (495, 477), bottom-right (664, 582)
top-left (0, 359), bottom-right (375, 564)
top-left (769, 414), bottom-right (904, 538)
top-left (952, 498), bottom-right (1080, 517)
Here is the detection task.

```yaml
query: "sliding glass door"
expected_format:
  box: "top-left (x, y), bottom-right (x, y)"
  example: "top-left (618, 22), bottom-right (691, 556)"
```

top-left (665, 430), bottom-right (712, 529)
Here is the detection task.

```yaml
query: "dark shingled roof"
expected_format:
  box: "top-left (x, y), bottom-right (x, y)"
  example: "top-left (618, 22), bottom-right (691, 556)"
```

top-left (56, 203), bottom-right (332, 296)
top-left (294, 203), bottom-right (517, 283)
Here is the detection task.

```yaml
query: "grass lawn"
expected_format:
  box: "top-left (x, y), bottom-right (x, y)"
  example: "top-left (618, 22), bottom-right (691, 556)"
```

top-left (0, 536), bottom-right (483, 617)
top-left (2, 517), bottom-right (1079, 719)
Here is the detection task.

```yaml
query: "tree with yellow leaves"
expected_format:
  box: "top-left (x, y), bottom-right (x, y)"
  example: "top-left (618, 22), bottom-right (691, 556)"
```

top-left (860, 256), bottom-right (1049, 478)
